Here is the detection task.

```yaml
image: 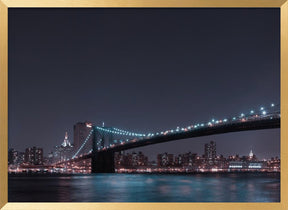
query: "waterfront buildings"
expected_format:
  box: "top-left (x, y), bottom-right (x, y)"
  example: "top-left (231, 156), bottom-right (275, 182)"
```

top-left (204, 141), bottom-right (216, 161)
top-left (157, 152), bottom-right (174, 167)
top-left (115, 151), bottom-right (148, 168)
top-left (24, 146), bottom-right (43, 165)
top-left (175, 152), bottom-right (197, 167)
top-left (8, 140), bottom-right (280, 174)
top-left (8, 148), bottom-right (24, 166)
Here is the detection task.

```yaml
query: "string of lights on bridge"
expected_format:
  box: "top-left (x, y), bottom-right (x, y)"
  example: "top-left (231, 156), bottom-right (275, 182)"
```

top-left (71, 103), bottom-right (279, 159)
top-left (72, 129), bottom-right (94, 159)
top-left (96, 103), bottom-right (278, 138)
top-left (95, 126), bottom-right (146, 137)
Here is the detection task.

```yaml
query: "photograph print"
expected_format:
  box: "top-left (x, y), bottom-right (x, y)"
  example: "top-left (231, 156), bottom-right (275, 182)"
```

top-left (8, 8), bottom-right (280, 202)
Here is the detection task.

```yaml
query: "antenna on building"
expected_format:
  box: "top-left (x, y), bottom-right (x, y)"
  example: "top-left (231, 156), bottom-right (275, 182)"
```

top-left (102, 122), bottom-right (105, 127)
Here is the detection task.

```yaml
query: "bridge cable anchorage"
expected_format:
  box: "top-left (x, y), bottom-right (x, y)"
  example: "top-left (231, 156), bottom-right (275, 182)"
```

top-left (72, 129), bottom-right (94, 159)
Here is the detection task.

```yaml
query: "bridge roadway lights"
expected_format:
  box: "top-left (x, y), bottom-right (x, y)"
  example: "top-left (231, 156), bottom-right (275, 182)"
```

top-left (91, 151), bottom-right (115, 173)
top-left (89, 117), bottom-right (280, 173)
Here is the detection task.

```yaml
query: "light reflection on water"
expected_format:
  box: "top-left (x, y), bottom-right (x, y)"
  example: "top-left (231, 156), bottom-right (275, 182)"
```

top-left (8, 173), bottom-right (280, 202)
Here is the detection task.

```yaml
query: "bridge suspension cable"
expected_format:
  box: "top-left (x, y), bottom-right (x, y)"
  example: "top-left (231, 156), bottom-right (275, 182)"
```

top-left (93, 103), bottom-right (279, 140)
top-left (72, 129), bottom-right (94, 159)
top-left (95, 126), bottom-right (146, 137)
top-left (70, 102), bottom-right (279, 158)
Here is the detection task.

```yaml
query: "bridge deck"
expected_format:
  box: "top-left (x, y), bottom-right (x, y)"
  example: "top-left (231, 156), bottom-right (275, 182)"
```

top-left (103, 117), bottom-right (280, 153)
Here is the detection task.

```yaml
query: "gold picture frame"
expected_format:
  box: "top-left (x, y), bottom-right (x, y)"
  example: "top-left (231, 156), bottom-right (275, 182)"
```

top-left (0, 0), bottom-right (287, 209)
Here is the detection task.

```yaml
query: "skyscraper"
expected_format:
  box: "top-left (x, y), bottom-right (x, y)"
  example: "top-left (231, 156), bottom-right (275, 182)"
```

top-left (62, 132), bottom-right (72, 147)
top-left (73, 122), bottom-right (93, 154)
top-left (157, 152), bottom-right (174, 167)
top-left (51, 132), bottom-right (74, 162)
top-left (60, 132), bottom-right (73, 161)
top-left (24, 147), bottom-right (43, 165)
top-left (8, 148), bottom-right (16, 165)
top-left (204, 141), bottom-right (216, 160)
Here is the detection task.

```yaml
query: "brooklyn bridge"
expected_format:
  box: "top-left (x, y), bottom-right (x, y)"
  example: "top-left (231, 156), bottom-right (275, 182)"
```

top-left (53, 103), bottom-right (280, 173)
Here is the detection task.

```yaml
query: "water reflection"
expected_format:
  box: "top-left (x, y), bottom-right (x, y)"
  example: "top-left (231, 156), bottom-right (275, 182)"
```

top-left (9, 173), bottom-right (280, 202)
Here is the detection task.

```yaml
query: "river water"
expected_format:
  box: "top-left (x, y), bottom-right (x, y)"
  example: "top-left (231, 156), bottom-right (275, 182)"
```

top-left (8, 173), bottom-right (280, 202)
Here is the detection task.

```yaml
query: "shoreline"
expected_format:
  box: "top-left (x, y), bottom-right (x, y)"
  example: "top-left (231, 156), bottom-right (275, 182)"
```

top-left (8, 171), bottom-right (280, 177)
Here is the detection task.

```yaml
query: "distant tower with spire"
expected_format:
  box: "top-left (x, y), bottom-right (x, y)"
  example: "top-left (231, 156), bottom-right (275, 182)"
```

top-left (62, 131), bottom-right (71, 147)
top-left (249, 149), bottom-right (254, 159)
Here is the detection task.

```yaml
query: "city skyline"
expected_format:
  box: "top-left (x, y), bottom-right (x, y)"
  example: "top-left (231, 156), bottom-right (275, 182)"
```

top-left (8, 131), bottom-right (279, 162)
top-left (9, 139), bottom-right (280, 175)
top-left (9, 8), bottom-right (280, 160)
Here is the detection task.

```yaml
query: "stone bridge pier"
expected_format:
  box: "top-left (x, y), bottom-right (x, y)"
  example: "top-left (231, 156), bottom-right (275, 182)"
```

top-left (91, 151), bottom-right (115, 173)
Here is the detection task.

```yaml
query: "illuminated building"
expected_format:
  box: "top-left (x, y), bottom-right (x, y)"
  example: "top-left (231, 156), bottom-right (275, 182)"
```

top-left (24, 147), bottom-right (43, 165)
top-left (249, 149), bottom-right (253, 158)
top-left (8, 148), bottom-right (17, 165)
top-left (175, 154), bottom-right (182, 166)
top-left (157, 152), bottom-right (174, 167)
top-left (175, 152), bottom-right (197, 167)
top-left (115, 151), bottom-right (124, 166)
top-left (204, 141), bottom-right (216, 166)
top-left (183, 152), bottom-right (196, 167)
top-left (204, 141), bottom-right (216, 160)
top-left (248, 149), bottom-right (257, 161)
top-left (248, 162), bottom-right (263, 169)
top-left (8, 148), bottom-right (24, 166)
top-left (47, 152), bottom-right (54, 164)
top-left (137, 151), bottom-right (148, 166)
top-left (62, 132), bottom-right (71, 147)
top-left (228, 161), bottom-right (243, 169)
top-left (267, 157), bottom-right (280, 172)
top-left (51, 132), bottom-right (74, 162)
top-left (73, 122), bottom-right (93, 153)
top-left (16, 152), bottom-right (25, 165)
top-left (115, 151), bottom-right (148, 168)
top-left (59, 132), bottom-right (73, 161)
top-left (132, 152), bottom-right (138, 166)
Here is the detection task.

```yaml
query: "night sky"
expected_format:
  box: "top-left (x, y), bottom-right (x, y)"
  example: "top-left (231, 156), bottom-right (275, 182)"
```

top-left (8, 8), bottom-right (280, 160)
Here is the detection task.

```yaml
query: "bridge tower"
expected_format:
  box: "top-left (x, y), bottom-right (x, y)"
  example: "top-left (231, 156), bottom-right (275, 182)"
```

top-left (91, 126), bottom-right (115, 173)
